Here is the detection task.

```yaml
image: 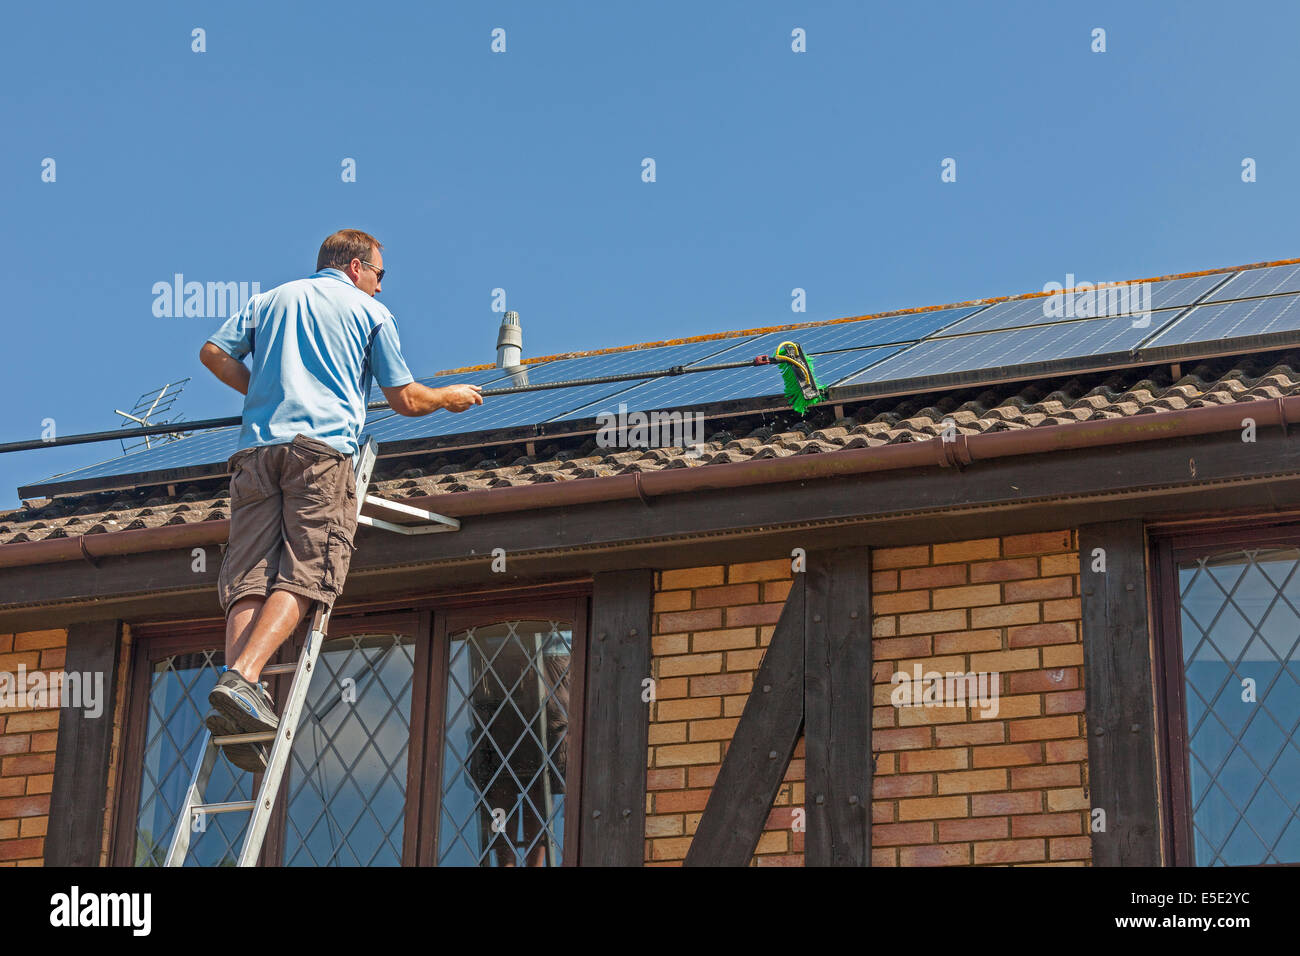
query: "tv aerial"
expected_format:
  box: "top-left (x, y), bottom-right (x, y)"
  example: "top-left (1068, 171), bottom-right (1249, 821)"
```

top-left (115, 378), bottom-right (192, 454)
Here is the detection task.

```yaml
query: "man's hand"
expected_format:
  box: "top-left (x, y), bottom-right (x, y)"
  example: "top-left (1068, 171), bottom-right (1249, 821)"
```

top-left (438, 384), bottom-right (484, 413)
top-left (381, 381), bottom-right (483, 416)
top-left (199, 342), bottom-right (250, 395)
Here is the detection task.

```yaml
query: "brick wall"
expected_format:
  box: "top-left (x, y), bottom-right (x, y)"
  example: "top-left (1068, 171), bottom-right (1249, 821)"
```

top-left (0, 628), bottom-right (67, 866)
top-left (871, 532), bottom-right (1089, 866)
top-left (646, 531), bottom-right (1089, 867)
top-left (647, 560), bottom-right (802, 866)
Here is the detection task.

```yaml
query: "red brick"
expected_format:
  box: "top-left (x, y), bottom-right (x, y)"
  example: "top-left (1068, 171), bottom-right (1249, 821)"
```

top-left (13, 630), bottom-right (64, 651)
top-left (728, 560), bottom-right (792, 583)
top-left (646, 768), bottom-right (686, 790)
top-left (937, 769), bottom-right (1007, 794)
top-left (1043, 598), bottom-right (1082, 622)
top-left (0, 779), bottom-right (23, 797)
top-left (932, 584), bottom-right (1002, 610)
top-left (1049, 835), bottom-right (1092, 860)
top-left (972, 742), bottom-right (1042, 768)
top-left (0, 635), bottom-right (11, 653)
top-left (1045, 739), bottom-right (1088, 763)
top-left (0, 794), bottom-right (49, 818)
top-left (973, 839), bottom-right (1046, 864)
top-left (654, 790), bottom-right (710, 813)
top-left (1003, 532), bottom-right (1072, 556)
top-left (3, 712), bottom-right (59, 734)
top-left (1008, 622), bottom-right (1078, 648)
top-left (658, 609), bottom-right (723, 633)
top-left (970, 603), bottom-right (1040, 628)
top-left (969, 558), bottom-right (1038, 583)
top-left (874, 591), bottom-right (931, 615)
top-left (1012, 813), bottom-right (1085, 838)
top-left (873, 546), bottom-right (930, 570)
top-left (934, 629), bottom-right (1003, 654)
top-left (0, 838), bottom-right (43, 862)
top-left (686, 765), bottom-right (720, 789)
top-left (874, 636), bottom-right (932, 660)
top-left (872, 848), bottom-right (898, 866)
top-left (1, 754), bottom-right (54, 777)
top-left (0, 737), bottom-right (29, 758)
top-left (689, 673), bottom-right (753, 696)
top-left (900, 564), bottom-right (968, 590)
top-left (935, 722), bottom-right (1004, 747)
top-left (1007, 667), bottom-right (1079, 695)
top-left (873, 822), bottom-right (934, 846)
top-left (871, 570), bottom-right (899, 593)
top-left (692, 628), bottom-right (757, 652)
top-left (38, 647), bottom-right (66, 670)
top-left (971, 791), bottom-right (1042, 816)
top-left (725, 604), bottom-right (784, 627)
top-left (900, 748), bottom-right (968, 773)
top-left (897, 610), bottom-right (967, 635)
top-left (872, 774), bottom-right (934, 798)
top-left (653, 590), bottom-right (692, 613)
top-left (1003, 577), bottom-right (1074, 602)
top-left (932, 538), bottom-right (1001, 564)
top-left (661, 567), bottom-right (724, 590)
top-left (1010, 764), bottom-right (1081, 789)
top-left (938, 816), bottom-right (1008, 842)
top-left (763, 580), bottom-right (793, 603)
top-left (693, 583), bottom-right (760, 608)
top-left (899, 844), bottom-right (968, 866)
top-left (1008, 716), bottom-right (1080, 742)
top-left (1045, 690), bottom-right (1086, 715)
top-left (897, 796), bottom-right (968, 820)
top-left (872, 727), bottom-right (932, 751)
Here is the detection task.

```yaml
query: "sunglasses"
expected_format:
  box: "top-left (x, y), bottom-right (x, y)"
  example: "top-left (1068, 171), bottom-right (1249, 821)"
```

top-left (361, 259), bottom-right (385, 282)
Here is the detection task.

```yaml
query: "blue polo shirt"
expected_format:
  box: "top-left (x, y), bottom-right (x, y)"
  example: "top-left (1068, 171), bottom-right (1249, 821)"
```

top-left (206, 268), bottom-right (415, 457)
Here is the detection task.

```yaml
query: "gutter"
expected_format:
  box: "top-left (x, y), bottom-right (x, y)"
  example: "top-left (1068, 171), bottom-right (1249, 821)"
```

top-left (0, 395), bottom-right (1293, 571)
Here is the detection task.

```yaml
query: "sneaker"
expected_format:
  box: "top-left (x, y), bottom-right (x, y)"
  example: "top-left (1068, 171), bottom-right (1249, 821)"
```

top-left (203, 708), bottom-right (268, 774)
top-left (208, 668), bottom-right (280, 737)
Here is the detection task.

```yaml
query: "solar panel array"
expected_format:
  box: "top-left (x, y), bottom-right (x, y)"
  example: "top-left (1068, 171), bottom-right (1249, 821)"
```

top-left (23, 264), bottom-right (1300, 495)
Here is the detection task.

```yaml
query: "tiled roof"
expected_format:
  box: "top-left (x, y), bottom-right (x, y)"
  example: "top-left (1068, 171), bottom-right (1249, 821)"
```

top-left (2, 351), bottom-right (1298, 548)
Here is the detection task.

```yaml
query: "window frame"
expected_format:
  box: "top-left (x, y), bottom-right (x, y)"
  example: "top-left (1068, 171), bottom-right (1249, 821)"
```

top-left (1150, 518), bottom-right (1300, 867)
top-left (110, 586), bottom-right (590, 867)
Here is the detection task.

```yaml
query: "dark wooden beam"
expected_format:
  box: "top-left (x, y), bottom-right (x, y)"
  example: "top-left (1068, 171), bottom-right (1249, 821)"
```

top-left (43, 620), bottom-right (123, 866)
top-left (6, 429), bottom-right (1300, 629)
top-left (579, 569), bottom-right (653, 866)
top-left (803, 547), bottom-right (873, 866)
top-left (685, 576), bottom-right (806, 866)
top-left (1079, 520), bottom-right (1162, 866)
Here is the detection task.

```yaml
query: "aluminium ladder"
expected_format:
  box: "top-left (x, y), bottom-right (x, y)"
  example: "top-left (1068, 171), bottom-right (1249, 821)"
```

top-left (165, 436), bottom-right (458, 867)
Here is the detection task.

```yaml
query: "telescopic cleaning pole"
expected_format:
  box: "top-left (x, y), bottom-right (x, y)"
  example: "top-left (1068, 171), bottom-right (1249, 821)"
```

top-left (0, 341), bottom-right (827, 455)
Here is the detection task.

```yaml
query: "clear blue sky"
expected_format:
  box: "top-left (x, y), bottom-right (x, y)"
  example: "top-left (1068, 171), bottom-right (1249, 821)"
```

top-left (3, 0), bottom-right (1298, 507)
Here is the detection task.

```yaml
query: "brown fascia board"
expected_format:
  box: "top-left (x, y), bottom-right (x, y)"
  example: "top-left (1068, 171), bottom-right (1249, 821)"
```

top-left (0, 394), bottom-right (1295, 572)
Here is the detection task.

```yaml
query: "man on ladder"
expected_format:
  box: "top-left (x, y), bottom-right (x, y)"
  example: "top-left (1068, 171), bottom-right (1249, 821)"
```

top-left (198, 228), bottom-right (482, 772)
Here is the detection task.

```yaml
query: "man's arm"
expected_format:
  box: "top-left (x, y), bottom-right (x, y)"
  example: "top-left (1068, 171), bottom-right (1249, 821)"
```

top-left (200, 342), bottom-right (251, 395)
top-left (381, 381), bottom-right (483, 416)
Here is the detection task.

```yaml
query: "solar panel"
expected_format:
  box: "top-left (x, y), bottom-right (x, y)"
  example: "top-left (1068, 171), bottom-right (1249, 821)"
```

top-left (28, 425), bottom-right (247, 489)
top-left (837, 312), bottom-right (1164, 389)
top-left (554, 344), bottom-right (908, 421)
top-left (941, 274), bottom-right (1226, 337)
top-left (1203, 263), bottom-right (1300, 302)
top-left (693, 307), bottom-right (981, 364)
top-left (1143, 292), bottom-right (1300, 349)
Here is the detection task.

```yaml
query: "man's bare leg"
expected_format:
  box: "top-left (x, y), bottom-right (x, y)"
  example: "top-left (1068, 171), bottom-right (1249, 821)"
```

top-left (230, 589), bottom-right (313, 683)
top-left (225, 595), bottom-right (264, 668)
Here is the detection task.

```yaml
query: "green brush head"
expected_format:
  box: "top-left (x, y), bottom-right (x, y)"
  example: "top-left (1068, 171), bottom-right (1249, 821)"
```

top-left (773, 341), bottom-right (827, 415)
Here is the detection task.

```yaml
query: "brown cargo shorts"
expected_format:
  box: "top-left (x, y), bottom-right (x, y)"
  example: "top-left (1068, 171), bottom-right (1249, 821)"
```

top-left (217, 434), bottom-right (358, 615)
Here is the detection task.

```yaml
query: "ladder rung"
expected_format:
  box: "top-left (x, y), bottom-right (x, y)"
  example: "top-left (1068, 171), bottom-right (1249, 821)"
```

top-left (193, 800), bottom-right (256, 815)
top-left (261, 663), bottom-right (298, 676)
top-left (364, 494), bottom-right (460, 529)
top-left (213, 731), bottom-right (276, 745)
top-left (358, 514), bottom-right (456, 535)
